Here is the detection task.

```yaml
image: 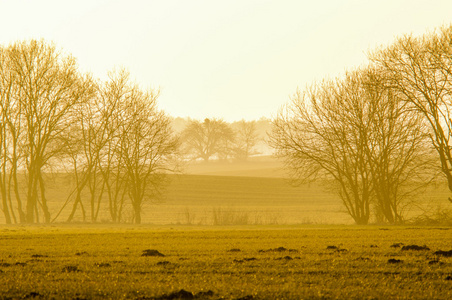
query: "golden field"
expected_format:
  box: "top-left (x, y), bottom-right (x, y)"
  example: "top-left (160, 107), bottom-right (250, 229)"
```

top-left (0, 225), bottom-right (451, 299)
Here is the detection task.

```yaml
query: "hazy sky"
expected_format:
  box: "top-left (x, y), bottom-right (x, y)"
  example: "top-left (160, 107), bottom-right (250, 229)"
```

top-left (1, 1), bottom-right (452, 121)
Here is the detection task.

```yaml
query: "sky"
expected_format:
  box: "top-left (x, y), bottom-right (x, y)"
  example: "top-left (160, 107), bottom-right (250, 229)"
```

top-left (1, 0), bottom-right (452, 122)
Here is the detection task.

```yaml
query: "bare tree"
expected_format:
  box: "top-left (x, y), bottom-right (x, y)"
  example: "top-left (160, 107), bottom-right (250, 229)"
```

top-left (0, 41), bottom-right (178, 225)
top-left (95, 69), bottom-right (131, 223)
top-left (5, 40), bottom-right (93, 223)
top-left (58, 69), bottom-right (178, 224)
top-left (114, 76), bottom-right (178, 224)
top-left (271, 78), bottom-right (373, 224)
top-left (356, 68), bottom-right (433, 223)
top-left (182, 118), bottom-right (234, 161)
top-left (231, 120), bottom-right (259, 161)
top-left (60, 70), bottom-right (139, 224)
top-left (58, 78), bottom-right (110, 223)
top-left (0, 47), bottom-right (12, 224)
top-left (0, 45), bottom-right (28, 224)
top-left (371, 25), bottom-right (452, 200)
top-left (270, 68), bottom-right (432, 224)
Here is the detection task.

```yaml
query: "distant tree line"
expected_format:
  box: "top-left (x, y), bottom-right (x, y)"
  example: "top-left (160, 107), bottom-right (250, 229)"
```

top-left (271, 25), bottom-right (452, 224)
top-left (0, 40), bottom-right (178, 224)
top-left (177, 118), bottom-right (270, 162)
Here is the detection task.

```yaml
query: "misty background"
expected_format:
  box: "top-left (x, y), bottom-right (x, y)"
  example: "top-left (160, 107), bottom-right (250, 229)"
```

top-left (1, 1), bottom-right (452, 226)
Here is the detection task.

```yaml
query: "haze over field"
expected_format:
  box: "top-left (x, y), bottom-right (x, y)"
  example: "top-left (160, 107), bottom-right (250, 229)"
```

top-left (1, 1), bottom-right (452, 227)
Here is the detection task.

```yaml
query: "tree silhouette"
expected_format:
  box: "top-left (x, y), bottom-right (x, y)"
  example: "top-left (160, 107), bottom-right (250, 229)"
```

top-left (270, 67), bottom-right (432, 224)
top-left (182, 118), bottom-right (234, 161)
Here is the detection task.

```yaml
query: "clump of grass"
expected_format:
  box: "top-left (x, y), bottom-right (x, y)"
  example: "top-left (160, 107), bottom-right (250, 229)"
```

top-left (62, 265), bottom-right (79, 272)
top-left (142, 249), bottom-right (165, 257)
top-left (434, 250), bottom-right (452, 257)
top-left (408, 207), bottom-right (452, 225)
top-left (212, 207), bottom-right (250, 225)
top-left (401, 245), bottom-right (430, 251)
top-left (181, 207), bottom-right (280, 225)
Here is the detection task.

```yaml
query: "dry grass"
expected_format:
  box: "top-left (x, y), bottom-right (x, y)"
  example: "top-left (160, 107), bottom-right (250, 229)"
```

top-left (0, 225), bottom-right (451, 299)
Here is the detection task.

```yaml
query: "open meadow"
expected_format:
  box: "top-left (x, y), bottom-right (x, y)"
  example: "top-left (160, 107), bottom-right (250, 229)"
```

top-left (0, 225), bottom-right (452, 299)
top-left (2, 157), bottom-right (450, 226)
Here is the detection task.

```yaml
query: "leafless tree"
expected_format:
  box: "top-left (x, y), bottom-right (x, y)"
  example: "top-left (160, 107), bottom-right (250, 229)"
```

top-left (117, 83), bottom-right (178, 224)
top-left (182, 118), bottom-right (234, 161)
top-left (355, 68), bottom-right (433, 223)
top-left (0, 46), bottom-right (13, 224)
top-left (96, 69), bottom-right (132, 223)
top-left (231, 120), bottom-right (259, 161)
top-left (61, 70), bottom-right (137, 223)
top-left (0, 40), bottom-right (93, 223)
top-left (0, 45), bottom-right (29, 224)
top-left (270, 67), bottom-right (433, 224)
top-left (57, 77), bottom-right (110, 223)
top-left (57, 69), bottom-right (178, 224)
top-left (371, 25), bottom-right (452, 201)
top-left (0, 41), bottom-right (178, 225)
top-left (271, 78), bottom-right (373, 224)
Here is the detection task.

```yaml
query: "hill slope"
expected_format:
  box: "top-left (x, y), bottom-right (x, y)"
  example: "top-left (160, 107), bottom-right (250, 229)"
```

top-left (147, 174), bottom-right (349, 225)
top-left (183, 156), bottom-right (287, 178)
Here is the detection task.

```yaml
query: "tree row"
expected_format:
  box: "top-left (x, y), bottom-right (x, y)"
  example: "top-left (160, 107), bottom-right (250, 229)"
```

top-left (0, 41), bottom-right (177, 224)
top-left (271, 25), bottom-right (452, 224)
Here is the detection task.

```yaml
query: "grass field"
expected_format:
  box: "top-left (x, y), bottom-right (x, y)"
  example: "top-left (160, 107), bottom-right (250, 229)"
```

top-left (156, 174), bottom-right (347, 225)
top-left (1, 225), bottom-right (452, 299)
top-left (26, 172), bottom-right (348, 225)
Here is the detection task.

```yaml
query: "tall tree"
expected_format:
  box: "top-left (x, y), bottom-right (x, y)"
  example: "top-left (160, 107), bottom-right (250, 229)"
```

top-left (270, 68), bottom-right (432, 224)
top-left (182, 118), bottom-right (234, 161)
top-left (0, 46), bottom-right (26, 223)
top-left (117, 83), bottom-right (178, 224)
top-left (0, 47), bottom-right (12, 224)
top-left (6, 40), bottom-right (93, 223)
top-left (271, 79), bottom-right (373, 224)
top-left (231, 120), bottom-right (259, 161)
top-left (95, 69), bottom-right (132, 223)
top-left (371, 25), bottom-right (452, 201)
top-left (58, 69), bottom-right (179, 224)
top-left (351, 68), bottom-right (432, 223)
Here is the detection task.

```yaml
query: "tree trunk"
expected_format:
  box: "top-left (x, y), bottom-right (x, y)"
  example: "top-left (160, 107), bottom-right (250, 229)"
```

top-left (12, 165), bottom-right (25, 223)
top-left (134, 205), bottom-right (141, 224)
top-left (0, 183), bottom-right (12, 224)
top-left (38, 173), bottom-right (50, 223)
top-left (26, 162), bottom-right (39, 223)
